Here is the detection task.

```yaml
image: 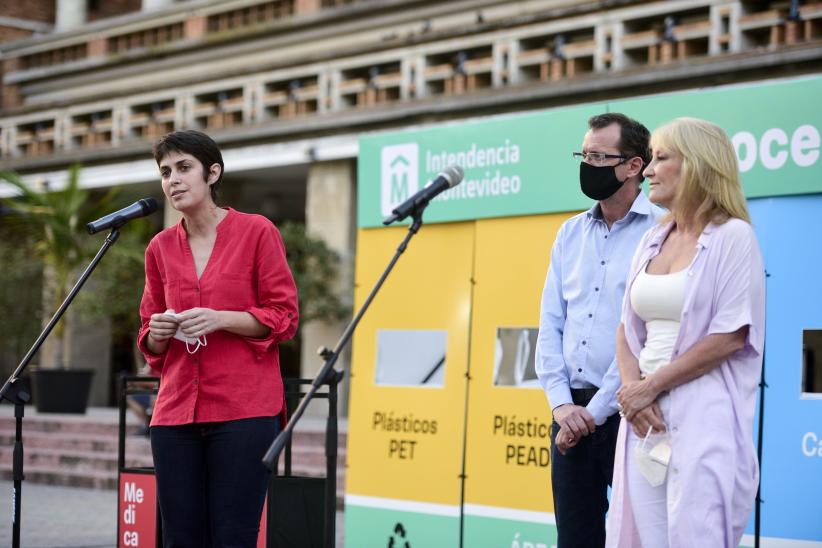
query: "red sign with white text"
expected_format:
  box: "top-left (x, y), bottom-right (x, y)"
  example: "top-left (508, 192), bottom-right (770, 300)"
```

top-left (257, 498), bottom-right (267, 548)
top-left (118, 472), bottom-right (157, 547)
top-left (117, 471), bottom-right (269, 547)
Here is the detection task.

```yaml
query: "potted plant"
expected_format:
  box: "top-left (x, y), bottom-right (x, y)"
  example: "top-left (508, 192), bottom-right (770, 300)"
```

top-left (0, 164), bottom-right (120, 413)
top-left (277, 221), bottom-right (350, 380)
top-left (75, 214), bottom-right (153, 405)
top-left (0, 214), bottom-right (43, 398)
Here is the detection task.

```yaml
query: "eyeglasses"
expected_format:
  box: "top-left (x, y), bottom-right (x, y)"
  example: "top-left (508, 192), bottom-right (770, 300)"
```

top-left (572, 151), bottom-right (627, 165)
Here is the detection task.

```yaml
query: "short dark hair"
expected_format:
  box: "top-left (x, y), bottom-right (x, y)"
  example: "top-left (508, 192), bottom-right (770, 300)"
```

top-left (153, 130), bottom-right (224, 202)
top-left (588, 113), bottom-right (651, 181)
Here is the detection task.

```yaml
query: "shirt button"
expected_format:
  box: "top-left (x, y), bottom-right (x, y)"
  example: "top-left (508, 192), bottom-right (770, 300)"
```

top-left (594, 287), bottom-right (599, 292)
top-left (601, 261), bottom-right (606, 265)
top-left (604, 235), bottom-right (608, 239)
top-left (578, 368), bottom-right (582, 373)
top-left (588, 313), bottom-right (593, 318)
top-left (582, 340), bottom-right (587, 346)
top-left (195, 287), bottom-right (200, 292)
top-left (193, 379), bottom-right (199, 385)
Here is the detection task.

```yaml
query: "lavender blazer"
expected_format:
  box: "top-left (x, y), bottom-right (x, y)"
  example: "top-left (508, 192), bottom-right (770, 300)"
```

top-left (606, 218), bottom-right (766, 547)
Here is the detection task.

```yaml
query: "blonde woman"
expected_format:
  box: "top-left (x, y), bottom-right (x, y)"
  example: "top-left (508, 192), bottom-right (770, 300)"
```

top-left (606, 118), bottom-right (765, 547)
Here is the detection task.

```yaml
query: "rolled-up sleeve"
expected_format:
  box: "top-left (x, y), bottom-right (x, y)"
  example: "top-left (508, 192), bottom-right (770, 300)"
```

top-left (244, 223), bottom-right (299, 355)
top-left (137, 242), bottom-right (167, 373)
top-left (707, 222), bottom-right (765, 356)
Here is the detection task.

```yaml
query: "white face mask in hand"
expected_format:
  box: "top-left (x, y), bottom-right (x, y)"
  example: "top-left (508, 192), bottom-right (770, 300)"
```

top-left (167, 311), bottom-right (207, 354)
top-left (634, 425), bottom-right (672, 487)
top-left (174, 328), bottom-right (207, 354)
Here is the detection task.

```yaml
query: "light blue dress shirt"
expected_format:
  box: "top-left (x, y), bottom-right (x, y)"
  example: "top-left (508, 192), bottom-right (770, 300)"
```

top-left (536, 191), bottom-right (663, 425)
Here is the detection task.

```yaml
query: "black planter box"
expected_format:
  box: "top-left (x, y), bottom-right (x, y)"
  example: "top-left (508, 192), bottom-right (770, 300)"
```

top-left (31, 368), bottom-right (94, 414)
top-left (267, 476), bottom-right (325, 547)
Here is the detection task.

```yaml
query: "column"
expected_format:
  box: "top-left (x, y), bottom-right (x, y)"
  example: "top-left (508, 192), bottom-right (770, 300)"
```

top-left (302, 159), bottom-right (356, 415)
top-left (55, 0), bottom-right (87, 31)
top-left (142, 0), bottom-right (175, 11)
top-left (295, 0), bottom-right (322, 16)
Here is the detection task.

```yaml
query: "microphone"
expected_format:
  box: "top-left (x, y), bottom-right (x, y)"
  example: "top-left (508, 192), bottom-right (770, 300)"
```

top-left (86, 197), bottom-right (159, 234)
top-left (383, 165), bottom-right (464, 225)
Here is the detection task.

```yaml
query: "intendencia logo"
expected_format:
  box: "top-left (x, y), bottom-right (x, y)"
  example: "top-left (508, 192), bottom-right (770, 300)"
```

top-left (380, 143), bottom-right (419, 217)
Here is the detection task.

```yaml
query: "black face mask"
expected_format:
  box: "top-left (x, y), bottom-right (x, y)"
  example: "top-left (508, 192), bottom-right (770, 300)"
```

top-left (579, 161), bottom-right (626, 201)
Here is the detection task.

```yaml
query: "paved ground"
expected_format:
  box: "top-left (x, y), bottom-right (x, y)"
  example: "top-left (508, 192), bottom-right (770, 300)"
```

top-left (0, 405), bottom-right (346, 546)
top-left (0, 480), bottom-right (345, 547)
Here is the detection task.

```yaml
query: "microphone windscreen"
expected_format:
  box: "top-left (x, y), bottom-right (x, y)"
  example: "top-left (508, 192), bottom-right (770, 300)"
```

top-left (140, 197), bottom-right (159, 214)
top-left (442, 165), bottom-right (464, 188)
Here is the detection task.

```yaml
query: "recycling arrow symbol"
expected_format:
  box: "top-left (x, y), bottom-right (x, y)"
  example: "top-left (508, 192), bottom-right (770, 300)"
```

top-left (387, 522), bottom-right (410, 548)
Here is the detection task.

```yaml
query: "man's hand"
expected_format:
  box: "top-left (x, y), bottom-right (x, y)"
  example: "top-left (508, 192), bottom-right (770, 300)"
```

top-left (552, 404), bottom-right (596, 438)
top-left (629, 402), bottom-right (666, 437)
top-left (554, 426), bottom-right (581, 455)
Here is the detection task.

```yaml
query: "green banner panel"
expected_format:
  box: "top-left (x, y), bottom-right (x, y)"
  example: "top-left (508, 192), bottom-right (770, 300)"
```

top-left (608, 76), bottom-right (822, 200)
top-left (358, 75), bottom-right (822, 228)
top-left (358, 103), bottom-right (606, 228)
top-left (462, 514), bottom-right (557, 548)
top-left (344, 503), bottom-right (459, 548)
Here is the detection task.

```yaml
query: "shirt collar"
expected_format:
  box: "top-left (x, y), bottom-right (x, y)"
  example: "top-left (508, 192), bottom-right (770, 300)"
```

top-left (586, 190), bottom-right (653, 222)
top-left (648, 218), bottom-right (718, 249)
top-left (697, 221), bottom-right (717, 249)
top-left (175, 207), bottom-right (235, 239)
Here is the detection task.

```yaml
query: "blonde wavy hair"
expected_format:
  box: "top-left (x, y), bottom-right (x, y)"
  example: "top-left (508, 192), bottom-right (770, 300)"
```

top-left (651, 117), bottom-right (750, 228)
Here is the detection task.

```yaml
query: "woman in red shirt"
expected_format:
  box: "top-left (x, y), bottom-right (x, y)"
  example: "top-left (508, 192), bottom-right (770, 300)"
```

top-left (138, 130), bottom-right (298, 546)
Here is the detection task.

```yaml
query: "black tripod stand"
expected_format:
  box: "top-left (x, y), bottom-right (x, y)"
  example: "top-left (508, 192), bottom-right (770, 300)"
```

top-left (754, 270), bottom-right (770, 548)
top-left (0, 228), bottom-right (122, 548)
top-left (262, 210), bottom-right (426, 547)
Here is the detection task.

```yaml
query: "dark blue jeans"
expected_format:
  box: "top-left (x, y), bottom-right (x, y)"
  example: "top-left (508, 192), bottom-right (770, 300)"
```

top-left (550, 391), bottom-right (620, 548)
top-left (150, 416), bottom-right (279, 548)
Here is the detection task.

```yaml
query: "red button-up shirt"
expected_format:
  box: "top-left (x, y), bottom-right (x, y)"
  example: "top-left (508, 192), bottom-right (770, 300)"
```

top-left (138, 208), bottom-right (299, 426)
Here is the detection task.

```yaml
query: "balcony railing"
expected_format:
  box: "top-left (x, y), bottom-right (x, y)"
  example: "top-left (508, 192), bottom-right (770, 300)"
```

top-left (206, 1), bottom-right (294, 34)
top-left (108, 23), bottom-right (185, 55)
top-left (21, 44), bottom-right (88, 70)
top-left (1, 0), bottom-right (820, 160)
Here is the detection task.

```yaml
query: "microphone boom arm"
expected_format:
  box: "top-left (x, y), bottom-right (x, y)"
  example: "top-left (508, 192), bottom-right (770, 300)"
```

top-left (262, 211), bottom-right (425, 465)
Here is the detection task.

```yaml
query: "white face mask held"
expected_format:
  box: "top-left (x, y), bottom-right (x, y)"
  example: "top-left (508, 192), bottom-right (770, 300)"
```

top-left (634, 425), bottom-right (672, 487)
top-left (167, 310), bottom-right (208, 354)
top-left (174, 329), bottom-right (207, 354)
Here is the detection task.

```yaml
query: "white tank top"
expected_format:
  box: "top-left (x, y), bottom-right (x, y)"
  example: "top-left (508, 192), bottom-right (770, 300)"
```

top-left (630, 266), bottom-right (688, 376)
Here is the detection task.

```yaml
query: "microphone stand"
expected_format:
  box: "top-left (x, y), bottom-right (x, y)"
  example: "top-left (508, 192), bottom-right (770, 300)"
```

top-left (0, 228), bottom-right (121, 548)
top-left (754, 270), bottom-right (770, 548)
top-left (262, 210), bottom-right (426, 547)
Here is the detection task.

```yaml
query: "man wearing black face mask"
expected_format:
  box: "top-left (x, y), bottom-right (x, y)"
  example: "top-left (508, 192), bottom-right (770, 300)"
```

top-left (536, 113), bottom-right (663, 547)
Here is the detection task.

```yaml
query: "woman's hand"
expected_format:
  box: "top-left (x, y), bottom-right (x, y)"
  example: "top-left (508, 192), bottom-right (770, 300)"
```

top-left (178, 308), bottom-right (223, 338)
top-left (148, 310), bottom-right (179, 341)
top-left (617, 378), bottom-right (661, 422)
top-left (629, 402), bottom-right (666, 436)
